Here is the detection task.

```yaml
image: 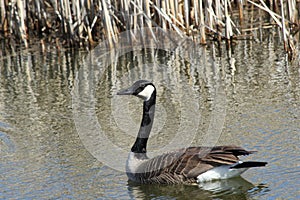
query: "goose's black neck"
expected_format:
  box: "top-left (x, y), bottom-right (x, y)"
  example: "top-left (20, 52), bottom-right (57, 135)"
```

top-left (131, 90), bottom-right (156, 154)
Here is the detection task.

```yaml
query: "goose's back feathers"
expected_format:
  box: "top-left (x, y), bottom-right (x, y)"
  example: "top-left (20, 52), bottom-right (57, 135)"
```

top-left (127, 145), bottom-right (259, 184)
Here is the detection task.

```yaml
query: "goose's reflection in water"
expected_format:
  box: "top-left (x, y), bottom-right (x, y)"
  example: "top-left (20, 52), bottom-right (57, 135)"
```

top-left (127, 177), bottom-right (269, 200)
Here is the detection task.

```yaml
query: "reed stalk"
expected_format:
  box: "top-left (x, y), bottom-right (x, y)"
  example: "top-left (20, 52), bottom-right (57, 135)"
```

top-left (280, 0), bottom-right (288, 50)
top-left (16, 0), bottom-right (28, 47)
top-left (199, 0), bottom-right (206, 44)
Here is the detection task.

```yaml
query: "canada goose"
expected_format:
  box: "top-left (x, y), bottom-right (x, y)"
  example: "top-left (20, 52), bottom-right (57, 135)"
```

top-left (117, 80), bottom-right (267, 184)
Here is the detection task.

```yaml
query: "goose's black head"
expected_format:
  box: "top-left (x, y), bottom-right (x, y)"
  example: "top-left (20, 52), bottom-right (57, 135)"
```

top-left (117, 80), bottom-right (156, 101)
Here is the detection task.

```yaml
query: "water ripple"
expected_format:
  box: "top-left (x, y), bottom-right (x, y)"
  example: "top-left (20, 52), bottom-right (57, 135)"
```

top-left (0, 131), bottom-right (16, 154)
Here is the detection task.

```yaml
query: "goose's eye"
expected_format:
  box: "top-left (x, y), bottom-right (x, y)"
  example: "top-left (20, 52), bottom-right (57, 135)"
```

top-left (134, 86), bottom-right (145, 95)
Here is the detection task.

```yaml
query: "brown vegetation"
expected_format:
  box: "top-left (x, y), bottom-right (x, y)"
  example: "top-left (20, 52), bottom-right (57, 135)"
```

top-left (0, 0), bottom-right (299, 56)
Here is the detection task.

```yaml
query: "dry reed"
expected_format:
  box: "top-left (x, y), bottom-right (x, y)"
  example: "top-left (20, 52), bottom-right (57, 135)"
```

top-left (0, 0), bottom-right (299, 56)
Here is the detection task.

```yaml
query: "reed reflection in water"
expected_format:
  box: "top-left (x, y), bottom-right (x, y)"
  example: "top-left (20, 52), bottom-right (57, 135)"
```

top-left (0, 36), bottom-right (299, 199)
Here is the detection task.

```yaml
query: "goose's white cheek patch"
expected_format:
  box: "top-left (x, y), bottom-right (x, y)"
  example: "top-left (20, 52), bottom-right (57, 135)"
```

top-left (137, 85), bottom-right (155, 101)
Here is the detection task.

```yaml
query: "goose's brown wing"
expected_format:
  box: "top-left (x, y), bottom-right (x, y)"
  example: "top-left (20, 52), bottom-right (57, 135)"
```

top-left (133, 145), bottom-right (253, 184)
top-left (181, 146), bottom-right (253, 178)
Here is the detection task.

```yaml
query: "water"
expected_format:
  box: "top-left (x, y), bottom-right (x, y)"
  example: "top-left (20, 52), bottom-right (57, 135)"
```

top-left (0, 36), bottom-right (299, 199)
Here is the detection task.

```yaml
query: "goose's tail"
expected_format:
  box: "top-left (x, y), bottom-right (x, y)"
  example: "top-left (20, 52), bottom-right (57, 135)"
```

top-left (230, 161), bottom-right (268, 169)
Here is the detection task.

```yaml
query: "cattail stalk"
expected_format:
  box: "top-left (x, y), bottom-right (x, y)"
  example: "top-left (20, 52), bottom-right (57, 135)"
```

top-left (17, 0), bottom-right (28, 47)
top-left (199, 0), bottom-right (206, 44)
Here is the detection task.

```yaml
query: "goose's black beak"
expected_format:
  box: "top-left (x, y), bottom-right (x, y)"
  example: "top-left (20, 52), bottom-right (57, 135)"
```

top-left (117, 86), bottom-right (135, 95)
